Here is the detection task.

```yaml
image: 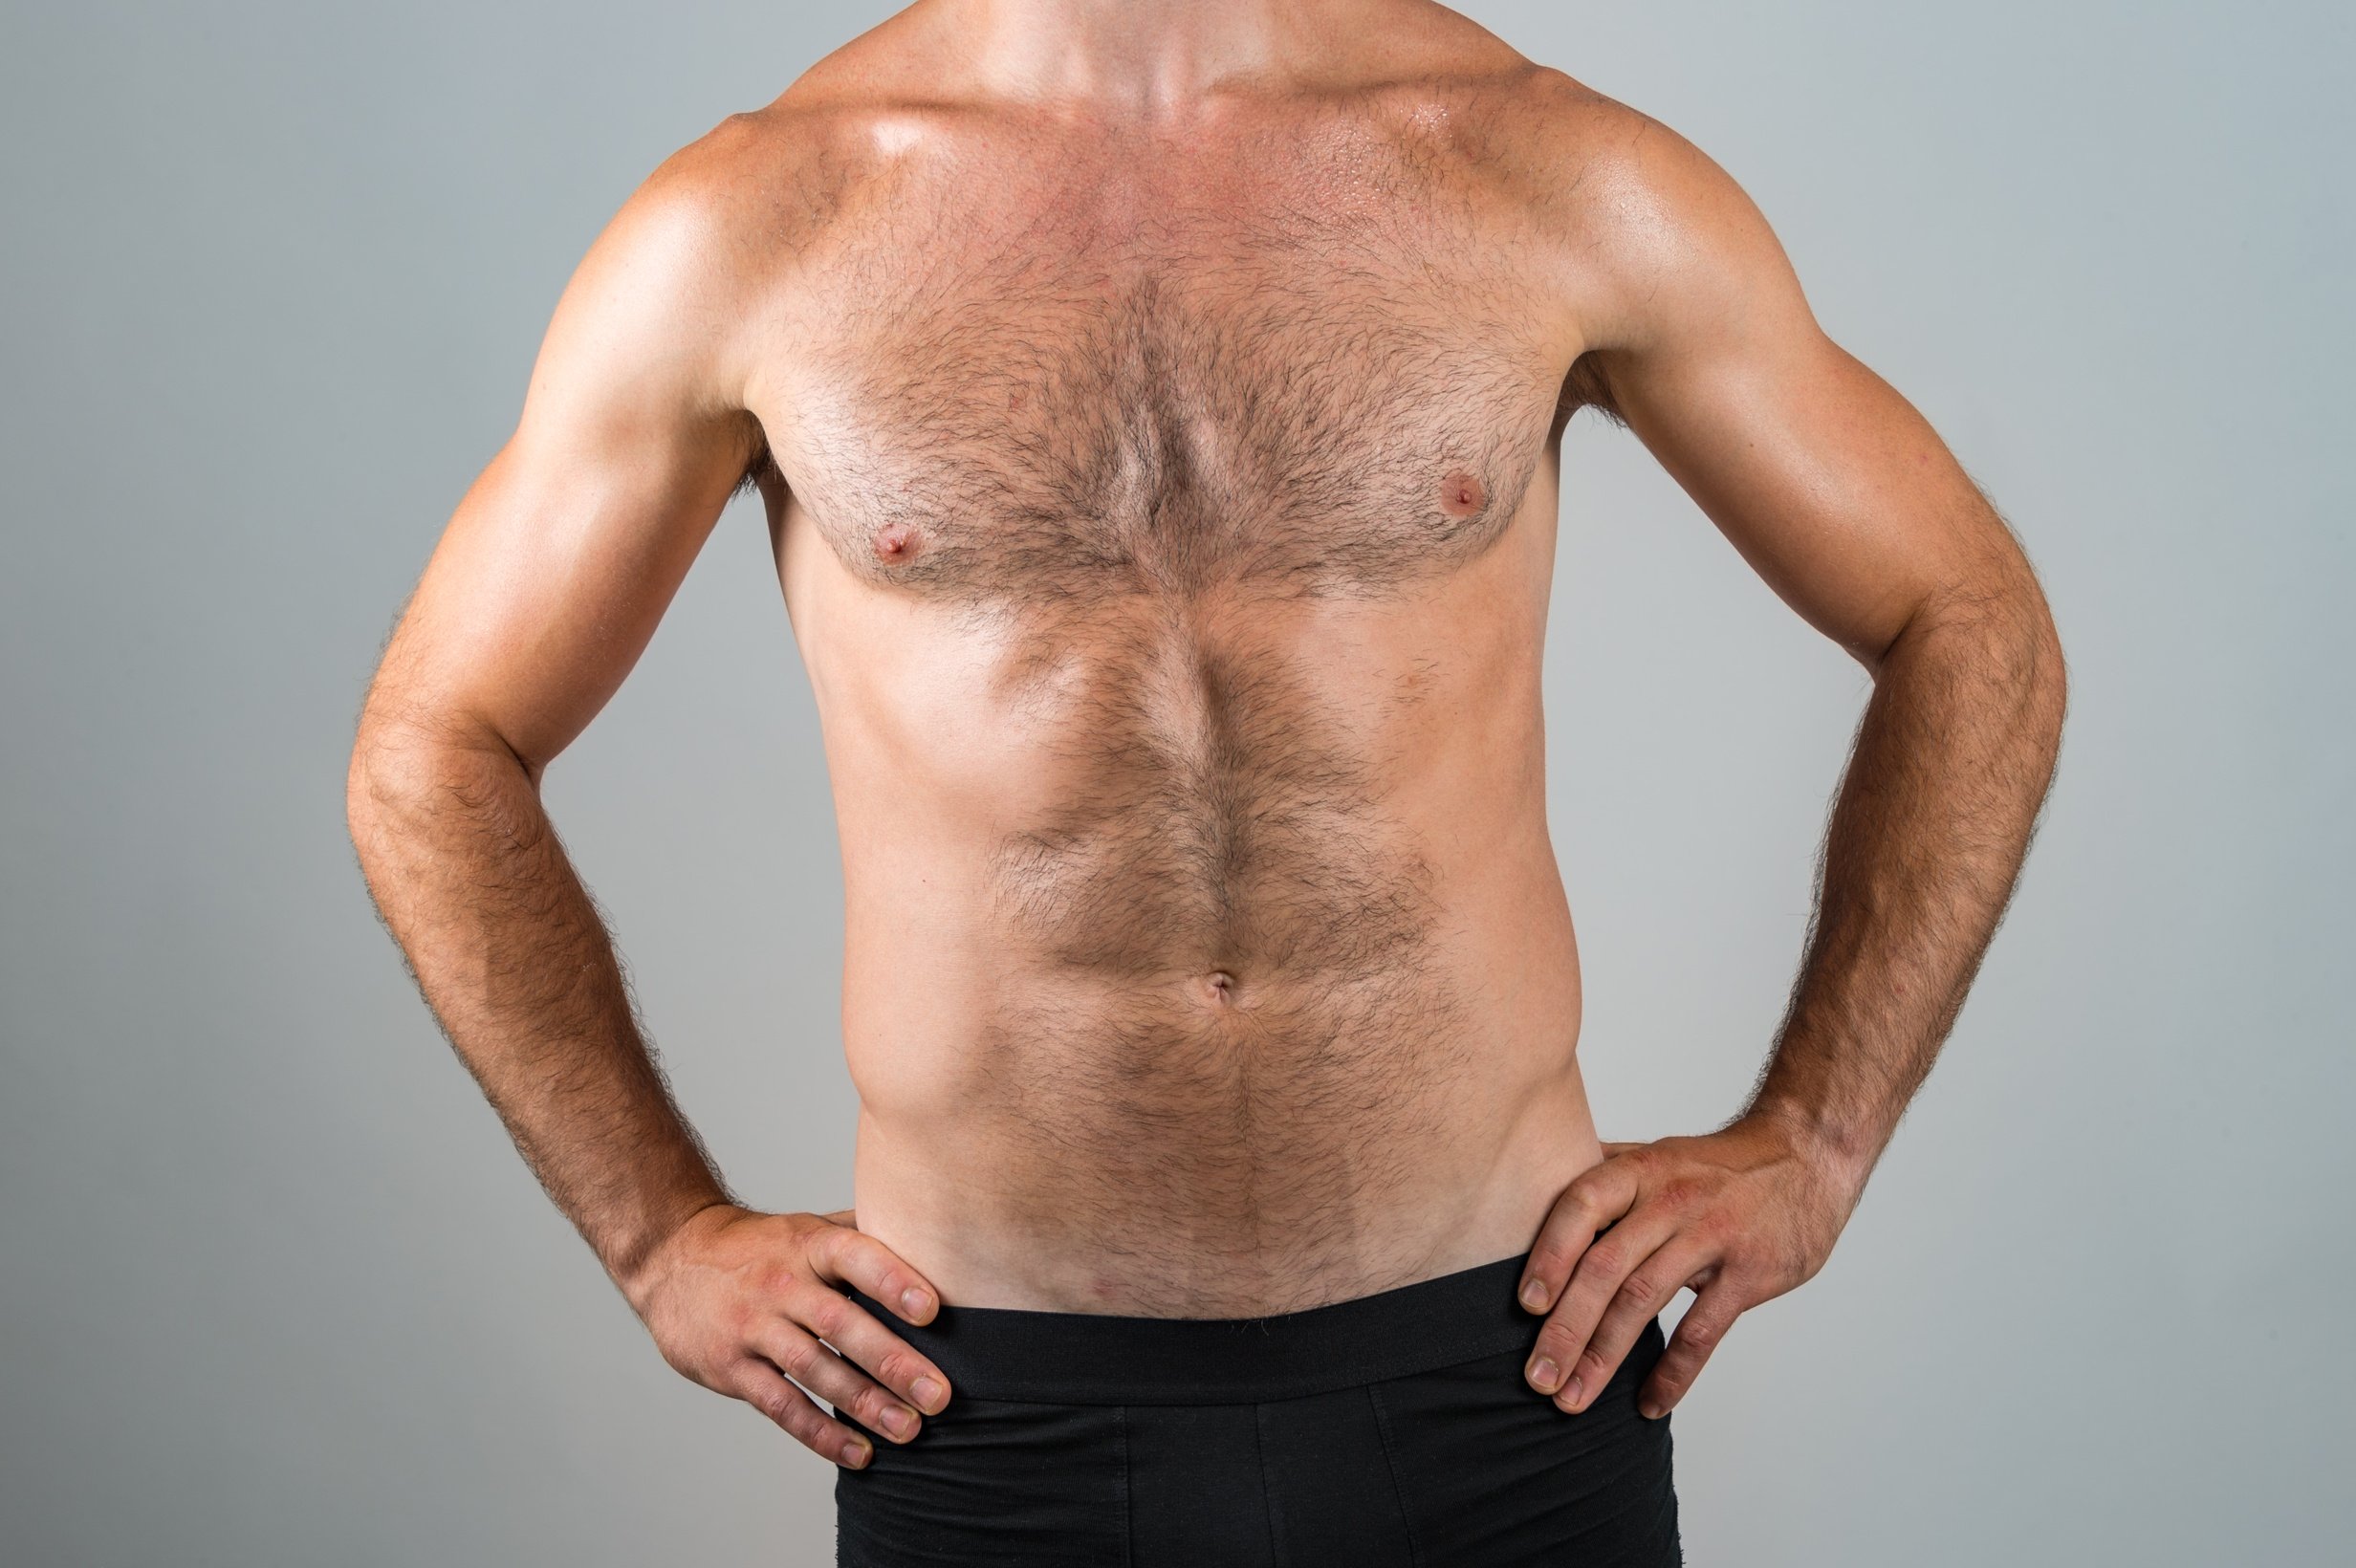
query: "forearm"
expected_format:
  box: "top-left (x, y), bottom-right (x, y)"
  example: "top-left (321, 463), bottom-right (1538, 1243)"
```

top-left (1745, 583), bottom-right (2066, 1185)
top-left (345, 723), bottom-right (735, 1298)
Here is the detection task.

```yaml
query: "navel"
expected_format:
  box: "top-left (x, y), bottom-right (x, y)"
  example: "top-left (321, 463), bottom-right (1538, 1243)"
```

top-left (1439, 468), bottom-right (1487, 517)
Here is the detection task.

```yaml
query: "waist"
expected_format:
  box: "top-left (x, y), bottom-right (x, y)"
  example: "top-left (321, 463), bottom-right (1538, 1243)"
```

top-left (842, 1252), bottom-right (1542, 1405)
top-left (839, 875), bottom-right (1592, 1314)
top-left (847, 1061), bottom-right (1602, 1316)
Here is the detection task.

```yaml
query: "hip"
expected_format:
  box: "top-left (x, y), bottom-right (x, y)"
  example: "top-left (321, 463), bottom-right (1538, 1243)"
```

top-left (832, 1250), bottom-right (1680, 1567)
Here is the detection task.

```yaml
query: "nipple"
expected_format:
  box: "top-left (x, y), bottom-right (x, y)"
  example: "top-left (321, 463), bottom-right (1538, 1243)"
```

top-left (1439, 468), bottom-right (1487, 517)
top-left (872, 522), bottom-right (917, 562)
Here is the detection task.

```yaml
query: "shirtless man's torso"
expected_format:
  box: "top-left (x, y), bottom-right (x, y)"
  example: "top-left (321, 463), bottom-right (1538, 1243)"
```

top-left (777, 37), bottom-right (1605, 1323)
top-left (349, 3), bottom-right (2065, 1560)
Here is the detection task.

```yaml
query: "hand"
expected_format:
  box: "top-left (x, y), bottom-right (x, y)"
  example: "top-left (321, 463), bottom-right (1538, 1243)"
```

top-left (1516, 1115), bottom-right (1867, 1420)
top-left (625, 1204), bottom-right (952, 1469)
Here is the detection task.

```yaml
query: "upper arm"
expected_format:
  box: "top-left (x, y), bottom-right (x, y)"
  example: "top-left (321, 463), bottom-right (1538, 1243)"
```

top-left (1558, 100), bottom-right (2043, 668)
top-left (360, 119), bottom-right (770, 774)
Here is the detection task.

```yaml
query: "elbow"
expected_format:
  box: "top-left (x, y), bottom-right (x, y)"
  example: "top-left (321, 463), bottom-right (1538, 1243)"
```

top-left (1998, 566), bottom-right (2069, 744)
top-left (344, 720), bottom-right (436, 863)
top-left (1879, 571), bottom-right (2069, 746)
top-left (344, 704), bottom-right (537, 864)
top-left (2025, 602), bottom-right (2069, 740)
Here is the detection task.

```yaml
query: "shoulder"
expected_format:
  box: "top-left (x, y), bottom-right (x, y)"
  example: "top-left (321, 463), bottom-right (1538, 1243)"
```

top-left (1483, 67), bottom-right (1807, 357)
top-left (542, 97), bottom-right (902, 409)
top-left (615, 100), bottom-right (870, 282)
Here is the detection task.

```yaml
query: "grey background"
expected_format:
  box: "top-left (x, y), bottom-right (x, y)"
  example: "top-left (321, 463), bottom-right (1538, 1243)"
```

top-left (4, 1), bottom-right (2348, 1562)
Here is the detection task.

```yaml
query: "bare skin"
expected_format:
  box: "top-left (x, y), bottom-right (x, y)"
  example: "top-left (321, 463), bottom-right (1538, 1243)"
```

top-left (346, 0), bottom-right (2065, 1473)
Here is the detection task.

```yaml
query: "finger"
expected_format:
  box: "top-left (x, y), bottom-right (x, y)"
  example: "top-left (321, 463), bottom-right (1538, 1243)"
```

top-left (1517, 1158), bottom-right (1643, 1317)
top-left (805, 1220), bottom-right (943, 1327)
top-left (793, 1281), bottom-right (953, 1416)
top-left (735, 1357), bottom-right (873, 1469)
top-left (754, 1320), bottom-right (926, 1444)
top-left (1525, 1210), bottom-right (1674, 1399)
top-left (1639, 1278), bottom-right (1746, 1419)
top-left (1556, 1235), bottom-right (1714, 1415)
top-left (805, 1219), bottom-right (936, 1324)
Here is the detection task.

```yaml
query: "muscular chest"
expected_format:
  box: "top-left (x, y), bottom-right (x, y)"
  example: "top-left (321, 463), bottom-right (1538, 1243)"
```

top-left (762, 167), bottom-right (1569, 606)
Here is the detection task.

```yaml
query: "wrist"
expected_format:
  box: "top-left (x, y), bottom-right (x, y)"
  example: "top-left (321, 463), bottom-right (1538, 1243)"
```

top-left (1739, 1098), bottom-right (1880, 1200)
top-left (613, 1196), bottom-right (739, 1318)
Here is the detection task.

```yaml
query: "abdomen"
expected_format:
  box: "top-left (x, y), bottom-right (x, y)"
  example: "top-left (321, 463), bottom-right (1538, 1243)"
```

top-left (805, 555), bottom-right (1583, 1314)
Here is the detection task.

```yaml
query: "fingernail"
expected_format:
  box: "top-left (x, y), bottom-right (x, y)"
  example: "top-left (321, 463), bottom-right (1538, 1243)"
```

top-left (842, 1438), bottom-right (871, 1467)
top-left (900, 1287), bottom-right (931, 1318)
top-left (1564, 1376), bottom-right (1585, 1409)
top-left (1519, 1279), bottom-right (1549, 1312)
top-left (880, 1405), bottom-right (916, 1440)
top-left (1528, 1357), bottom-right (1560, 1393)
top-left (912, 1376), bottom-right (946, 1411)
top-left (1639, 1400), bottom-right (1665, 1420)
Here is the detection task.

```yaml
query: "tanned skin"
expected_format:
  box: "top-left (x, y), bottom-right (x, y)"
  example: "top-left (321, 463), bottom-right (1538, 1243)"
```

top-left (346, 0), bottom-right (2065, 1474)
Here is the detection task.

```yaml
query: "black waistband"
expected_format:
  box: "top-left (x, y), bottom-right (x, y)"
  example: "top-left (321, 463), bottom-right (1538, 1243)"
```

top-left (841, 1252), bottom-right (1540, 1406)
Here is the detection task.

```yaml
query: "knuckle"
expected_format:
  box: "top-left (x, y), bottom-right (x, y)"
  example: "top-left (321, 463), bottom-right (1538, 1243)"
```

top-left (872, 1346), bottom-right (923, 1390)
top-left (1718, 1266), bottom-right (1772, 1304)
top-left (1532, 1319), bottom-right (1578, 1361)
top-left (798, 1223), bottom-right (842, 1273)
top-left (751, 1383), bottom-right (796, 1427)
top-left (1582, 1243), bottom-right (1624, 1278)
top-left (776, 1337), bottom-right (823, 1382)
top-left (1693, 1214), bottom-right (1740, 1249)
top-left (1622, 1272), bottom-right (1665, 1306)
top-left (1658, 1178), bottom-right (1705, 1209)
top-left (802, 1293), bottom-right (850, 1340)
top-left (853, 1236), bottom-right (896, 1281)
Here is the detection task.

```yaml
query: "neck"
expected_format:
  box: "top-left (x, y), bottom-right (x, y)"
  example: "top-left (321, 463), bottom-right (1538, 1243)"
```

top-left (937, 0), bottom-right (1344, 110)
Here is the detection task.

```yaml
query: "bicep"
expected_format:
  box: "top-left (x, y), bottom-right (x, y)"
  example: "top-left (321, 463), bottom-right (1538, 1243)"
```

top-left (365, 146), bottom-right (761, 772)
top-left (1573, 114), bottom-right (2019, 667)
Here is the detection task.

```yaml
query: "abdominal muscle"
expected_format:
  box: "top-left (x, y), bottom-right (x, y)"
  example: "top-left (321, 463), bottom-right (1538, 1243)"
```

top-left (845, 966), bottom-right (1605, 1318)
top-left (782, 507), bottom-right (1603, 1318)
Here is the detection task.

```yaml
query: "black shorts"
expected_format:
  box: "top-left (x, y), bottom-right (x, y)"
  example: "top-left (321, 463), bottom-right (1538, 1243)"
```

top-left (835, 1252), bottom-right (1681, 1566)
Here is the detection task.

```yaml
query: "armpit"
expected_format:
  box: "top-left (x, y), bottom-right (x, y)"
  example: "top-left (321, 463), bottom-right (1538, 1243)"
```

top-left (1557, 350), bottom-right (1628, 430)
